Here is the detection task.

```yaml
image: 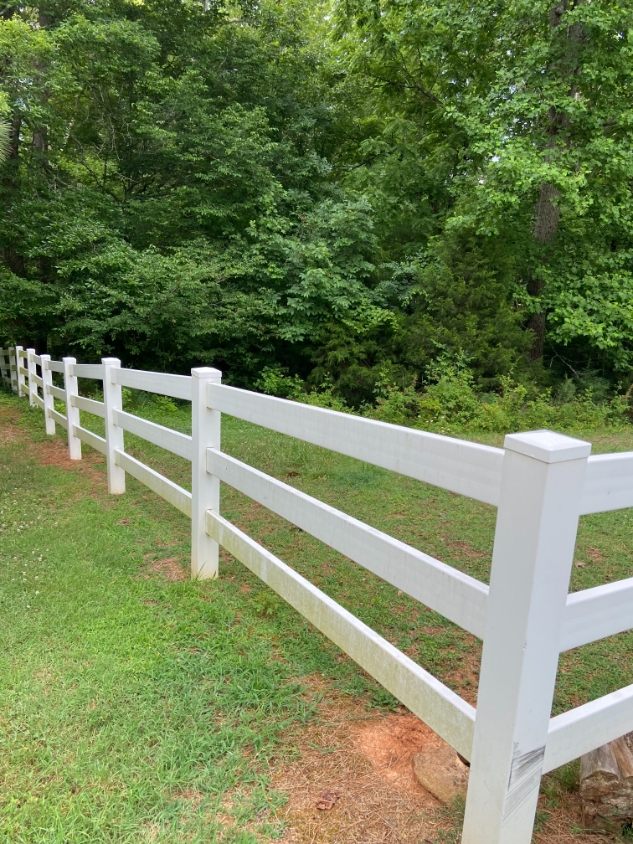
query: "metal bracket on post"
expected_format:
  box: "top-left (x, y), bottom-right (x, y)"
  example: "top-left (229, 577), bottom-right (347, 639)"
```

top-left (191, 367), bottom-right (222, 580)
top-left (461, 430), bottom-right (591, 844)
top-left (40, 355), bottom-right (55, 435)
top-left (101, 358), bottom-right (125, 494)
top-left (62, 357), bottom-right (82, 460)
top-left (26, 348), bottom-right (36, 407)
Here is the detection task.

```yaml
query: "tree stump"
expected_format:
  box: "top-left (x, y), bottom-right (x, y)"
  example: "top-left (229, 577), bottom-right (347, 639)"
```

top-left (580, 737), bottom-right (633, 830)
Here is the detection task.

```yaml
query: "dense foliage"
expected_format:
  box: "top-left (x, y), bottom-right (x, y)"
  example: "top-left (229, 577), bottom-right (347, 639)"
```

top-left (2, 0), bottom-right (633, 407)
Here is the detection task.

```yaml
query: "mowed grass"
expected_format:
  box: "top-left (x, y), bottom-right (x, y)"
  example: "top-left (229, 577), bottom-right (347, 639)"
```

top-left (2, 384), bottom-right (633, 842)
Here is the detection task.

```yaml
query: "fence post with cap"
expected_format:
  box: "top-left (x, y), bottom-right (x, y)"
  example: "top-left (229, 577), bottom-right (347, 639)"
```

top-left (9, 347), bottom-right (18, 393)
top-left (461, 430), bottom-right (591, 844)
top-left (101, 357), bottom-right (125, 494)
top-left (26, 348), bottom-right (36, 407)
top-left (191, 366), bottom-right (222, 579)
top-left (40, 355), bottom-right (55, 435)
top-left (62, 356), bottom-right (81, 460)
top-left (15, 346), bottom-right (26, 397)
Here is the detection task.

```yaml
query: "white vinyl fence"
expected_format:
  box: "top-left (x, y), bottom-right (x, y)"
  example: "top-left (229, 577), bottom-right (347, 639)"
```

top-left (2, 345), bottom-right (633, 843)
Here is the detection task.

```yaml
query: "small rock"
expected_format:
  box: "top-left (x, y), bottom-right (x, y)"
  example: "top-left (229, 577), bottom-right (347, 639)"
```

top-left (413, 745), bottom-right (469, 804)
top-left (316, 790), bottom-right (339, 810)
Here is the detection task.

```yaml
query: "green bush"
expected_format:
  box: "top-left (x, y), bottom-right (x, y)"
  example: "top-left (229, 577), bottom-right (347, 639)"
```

top-left (252, 359), bottom-right (630, 435)
top-left (368, 369), bottom-right (629, 434)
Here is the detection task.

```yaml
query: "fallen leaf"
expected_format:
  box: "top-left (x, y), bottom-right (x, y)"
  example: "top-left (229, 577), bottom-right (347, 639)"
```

top-left (316, 790), bottom-right (339, 810)
top-left (575, 562), bottom-right (586, 568)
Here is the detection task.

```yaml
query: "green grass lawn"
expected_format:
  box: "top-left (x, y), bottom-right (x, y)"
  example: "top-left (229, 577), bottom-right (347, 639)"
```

top-left (2, 384), bottom-right (633, 842)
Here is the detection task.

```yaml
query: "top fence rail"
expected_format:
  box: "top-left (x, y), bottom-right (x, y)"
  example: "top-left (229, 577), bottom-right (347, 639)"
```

top-left (207, 383), bottom-right (505, 505)
top-left (113, 367), bottom-right (193, 400)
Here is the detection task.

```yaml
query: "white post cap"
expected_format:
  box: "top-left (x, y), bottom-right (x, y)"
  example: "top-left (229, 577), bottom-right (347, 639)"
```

top-left (504, 429), bottom-right (591, 464)
top-left (191, 367), bottom-right (222, 379)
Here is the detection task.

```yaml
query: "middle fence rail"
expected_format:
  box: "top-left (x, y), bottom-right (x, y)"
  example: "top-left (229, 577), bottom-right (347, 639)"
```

top-left (3, 345), bottom-right (633, 844)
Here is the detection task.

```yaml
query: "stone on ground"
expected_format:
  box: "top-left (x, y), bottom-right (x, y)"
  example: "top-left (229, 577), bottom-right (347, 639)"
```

top-left (412, 745), bottom-right (469, 805)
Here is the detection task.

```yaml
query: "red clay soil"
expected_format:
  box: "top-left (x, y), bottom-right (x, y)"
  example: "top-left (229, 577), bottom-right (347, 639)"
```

top-left (271, 680), bottom-right (617, 844)
top-left (272, 691), bottom-right (441, 844)
top-left (355, 712), bottom-right (444, 796)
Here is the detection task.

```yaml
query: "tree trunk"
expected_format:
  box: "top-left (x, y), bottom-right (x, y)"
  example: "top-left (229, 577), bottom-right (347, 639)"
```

top-left (526, 1), bottom-right (583, 361)
top-left (527, 181), bottom-right (561, 360)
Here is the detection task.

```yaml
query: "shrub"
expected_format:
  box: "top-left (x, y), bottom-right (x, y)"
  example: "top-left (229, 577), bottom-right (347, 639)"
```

top-left (368, 371), bottom-right (629, 434)
top-left (252, 361), bottom-right (630, 435)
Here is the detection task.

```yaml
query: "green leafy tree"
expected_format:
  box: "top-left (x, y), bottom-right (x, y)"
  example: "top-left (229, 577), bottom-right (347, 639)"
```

top-left (335, 0), bottom-right (633, 378)
top-left (3, 0), bottom-right (633, 401)
top-left (0, 0), bottom-right (389, 388)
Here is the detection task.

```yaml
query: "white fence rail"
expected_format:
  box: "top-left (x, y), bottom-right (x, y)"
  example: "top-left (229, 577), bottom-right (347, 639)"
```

top-left (2, 346), bottom-right (633, 843)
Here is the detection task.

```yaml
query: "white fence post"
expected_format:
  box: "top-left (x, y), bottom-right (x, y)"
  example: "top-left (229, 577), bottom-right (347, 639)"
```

top-left (0, 348), bottom-right (7, 382)
top-left (15, 346), bottom-right (25, 397)
top-left (191, 367), bottom-right (222, 580)
top-left (40, 355), bottom-right (55, 435)
top-left (461, 431), bottom-right (591, 844)
top-left (62, 357), bottom-right (81, 460)
top-left (101, 357), bottom-right (125, 494)
top-left (26, 348), bottom-right (36, 407)
top-left (9, 347), bottom-right (18, 393)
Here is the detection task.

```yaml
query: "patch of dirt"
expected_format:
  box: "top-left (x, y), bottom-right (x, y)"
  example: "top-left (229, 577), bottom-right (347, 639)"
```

top-left (173, 789), bottom-right (204, 807)
top-left (422, 626), bottom-right (447, 637)
top-left (0, 405), bottom-right (106, 491)
top-left (586, 546), bottom-right (603, 563)
top-left (270, 677), bottom-right (611, 844)
top-left (442, 537), bottom-right (487, 559)
top-left (0, 424), bottom-right (21, 445)
top-left (38, 436), bottom-right (104, 476)
top-left (355, 712), bottom-right (443, 795)
top-left (0, 405), bottom-right (25, 444)
top-left (272, 684), bottom-right (440, 844)
top-left (146, 556), bottom-right (188, 582)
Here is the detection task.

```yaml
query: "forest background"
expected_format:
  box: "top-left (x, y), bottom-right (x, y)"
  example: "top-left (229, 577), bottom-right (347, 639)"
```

top-left (2, 0), bottom-right (633, 429)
